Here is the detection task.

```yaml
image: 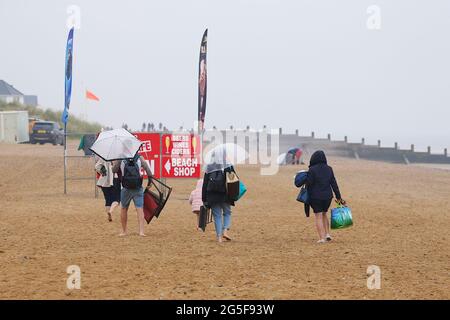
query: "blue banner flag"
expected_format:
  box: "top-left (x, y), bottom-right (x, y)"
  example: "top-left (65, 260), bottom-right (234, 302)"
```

top-left (62, 28), bottom-right (74, 125)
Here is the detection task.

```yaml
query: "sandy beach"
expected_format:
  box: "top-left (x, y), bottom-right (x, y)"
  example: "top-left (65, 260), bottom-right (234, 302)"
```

top-left (0, 142), bottom-right (449, 299)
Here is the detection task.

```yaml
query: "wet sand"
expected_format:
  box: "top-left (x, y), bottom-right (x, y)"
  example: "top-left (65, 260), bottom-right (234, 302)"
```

top-left (0, 142), bottom-right (449, 299)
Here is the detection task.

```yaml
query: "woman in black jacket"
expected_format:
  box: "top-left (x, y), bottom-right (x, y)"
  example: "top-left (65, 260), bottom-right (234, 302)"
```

top-left (307, 150), bottom-right (345, 243)
top-left (202, 164), bottom-right (235, 243)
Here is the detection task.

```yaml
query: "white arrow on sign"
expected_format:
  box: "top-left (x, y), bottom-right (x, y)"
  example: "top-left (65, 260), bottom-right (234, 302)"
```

top-left (164, 159), bottom-right (171, 174)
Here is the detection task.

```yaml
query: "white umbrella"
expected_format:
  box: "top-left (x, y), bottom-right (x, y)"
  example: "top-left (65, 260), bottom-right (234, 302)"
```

top-left (89, 128), bottom-right (142, 161)
top-left (203, 143), bottom-right (249, 166)
top-left (277, 153), bottom-right (287, 165)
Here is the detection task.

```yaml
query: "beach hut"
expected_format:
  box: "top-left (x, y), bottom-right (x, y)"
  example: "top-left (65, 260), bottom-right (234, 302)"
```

top-left (0, 110), bottom-right (30, 143)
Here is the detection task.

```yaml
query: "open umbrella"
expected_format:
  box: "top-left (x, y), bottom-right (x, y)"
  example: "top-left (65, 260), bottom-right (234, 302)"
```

top-left (203, 143), bottom-right (248, 167)
top-left (89, 128), bottom-right (142, 161)
top-left (277, 152), bottom-right (287, 165)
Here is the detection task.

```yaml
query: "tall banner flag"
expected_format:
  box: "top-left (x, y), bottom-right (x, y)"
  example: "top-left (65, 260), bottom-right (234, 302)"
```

top-left (62, 27), bottom-right (74, 125)
top-left (198, 29), bottom-right (208, 132)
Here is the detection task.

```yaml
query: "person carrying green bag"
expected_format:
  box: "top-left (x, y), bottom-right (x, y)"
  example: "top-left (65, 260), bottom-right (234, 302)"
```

top-left (331, 202), bottom-right (353, 229)
top-left (306, 150), bottom-right (346, 244)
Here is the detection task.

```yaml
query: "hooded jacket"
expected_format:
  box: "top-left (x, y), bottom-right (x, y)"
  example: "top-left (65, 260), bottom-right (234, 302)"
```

top-left (306, 151), bottom-right (342, 201)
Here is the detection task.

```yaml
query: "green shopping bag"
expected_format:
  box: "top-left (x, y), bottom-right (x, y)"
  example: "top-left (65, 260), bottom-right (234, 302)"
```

top-left (330, 204), bottom-right (353, 229)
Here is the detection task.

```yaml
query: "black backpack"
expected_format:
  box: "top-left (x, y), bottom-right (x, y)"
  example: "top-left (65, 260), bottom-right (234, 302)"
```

top-left (207, 170), bottom-right (226, 193)
top-left (122, 156), bottom-right (143, 189)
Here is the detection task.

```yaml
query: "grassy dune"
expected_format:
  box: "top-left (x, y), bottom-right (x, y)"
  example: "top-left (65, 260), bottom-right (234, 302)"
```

top-left (0, 101), bottom-right (103, 135)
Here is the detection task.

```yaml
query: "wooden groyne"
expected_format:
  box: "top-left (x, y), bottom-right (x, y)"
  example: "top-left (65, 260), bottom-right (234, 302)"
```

top-left (202, 128), bottom-right (449, 165)
top-left (281, 130), bottom-right (449, 165)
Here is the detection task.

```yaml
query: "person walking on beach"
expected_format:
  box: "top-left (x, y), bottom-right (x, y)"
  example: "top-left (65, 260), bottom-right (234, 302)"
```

top-left (95, 156), bottom-right (121, 222)
top-left (189, 179), bottom-right (204, 229)
top-left (307, 150), bottom-right (345, 243)
top-left (202, 149), bottom-right (236, 243)
top-left (112, 154), bottom-right (152, 237)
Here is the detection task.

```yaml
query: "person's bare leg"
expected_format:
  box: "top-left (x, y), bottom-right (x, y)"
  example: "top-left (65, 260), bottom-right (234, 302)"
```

top-left (323, 212), bottom-right (331, 240)
top-left (314, 213), bottom-right (326, 242)
top-left (105, 206), bottom-right (112, 221)
top-left (136, 207), bottom-right (146, 236)
top-left (196, 212), bottom-right (201, 231)
top-left (120, 207), bottom-right (128, 236)
top-left (110, 201), bottom-right (119, 214)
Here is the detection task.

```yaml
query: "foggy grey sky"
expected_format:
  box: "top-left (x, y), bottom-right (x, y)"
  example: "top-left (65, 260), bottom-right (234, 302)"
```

top-left (1, 0), bottom-right (449, 152)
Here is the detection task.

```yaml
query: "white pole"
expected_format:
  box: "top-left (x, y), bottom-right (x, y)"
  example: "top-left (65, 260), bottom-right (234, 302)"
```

top-left (0, 113), bottom-right (4, 142)
top-left (64, 121), bottom-right (67, 194)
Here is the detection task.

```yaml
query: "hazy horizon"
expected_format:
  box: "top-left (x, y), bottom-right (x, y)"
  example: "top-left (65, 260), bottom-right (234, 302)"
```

top-left (1, 0), bottom-right (449, 152)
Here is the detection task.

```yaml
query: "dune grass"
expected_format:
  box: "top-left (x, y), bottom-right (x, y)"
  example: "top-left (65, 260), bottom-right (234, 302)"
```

top-left (0, 101), bottom-right (103, 137)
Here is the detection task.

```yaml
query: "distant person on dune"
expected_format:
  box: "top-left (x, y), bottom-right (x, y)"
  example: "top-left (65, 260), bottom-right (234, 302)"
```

top-left (95, 157), bottom-right (121, 222)
top-left (307, 150), bottom-right (346, 243)
top-left (189, 179), bottom-right (204, 230)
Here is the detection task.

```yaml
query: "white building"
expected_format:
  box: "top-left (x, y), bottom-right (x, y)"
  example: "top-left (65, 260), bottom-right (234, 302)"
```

top-left (0, 80), bottom-right (38, 106)
top-left (0, 111), bottom-right (30, 143)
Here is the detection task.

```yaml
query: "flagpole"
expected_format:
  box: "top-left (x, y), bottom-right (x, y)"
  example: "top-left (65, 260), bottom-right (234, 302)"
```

top-left (64, 121), bottom-right (67, 194)
top-left (83, 83), bottom-right (87, 121)
top-left (85, 94), bottom-right (87, 121)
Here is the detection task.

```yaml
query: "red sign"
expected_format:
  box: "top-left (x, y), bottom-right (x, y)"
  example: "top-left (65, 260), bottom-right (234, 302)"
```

top-left (161, 134), bottom-right (201, 178)
top-left (133, 133), bottom-right (201, 179)
top-left (161, 133), bottom-right (201, 156)
top-left (162, 156), bottom-right (201, 178)
top-left (134, 132), bottom-right (161, 179)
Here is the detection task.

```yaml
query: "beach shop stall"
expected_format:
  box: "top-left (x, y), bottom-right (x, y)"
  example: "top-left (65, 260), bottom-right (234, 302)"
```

top-left (0, 110), bottom-right (29, 143)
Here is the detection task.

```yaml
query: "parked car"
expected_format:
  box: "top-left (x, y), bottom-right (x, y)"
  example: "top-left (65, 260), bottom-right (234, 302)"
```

top-left (28, 117), bottom-right (42, 135)
top-left (30, 121), bottom-right (64, 145)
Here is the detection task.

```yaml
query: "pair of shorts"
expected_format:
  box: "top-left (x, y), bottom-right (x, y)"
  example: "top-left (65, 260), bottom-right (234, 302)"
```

top-left (101, 178), bottom-right (121, 206)
top-left (120, 187), bottom-right (144, 209)
top-left (309, 198), bottom-right (332, 213)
